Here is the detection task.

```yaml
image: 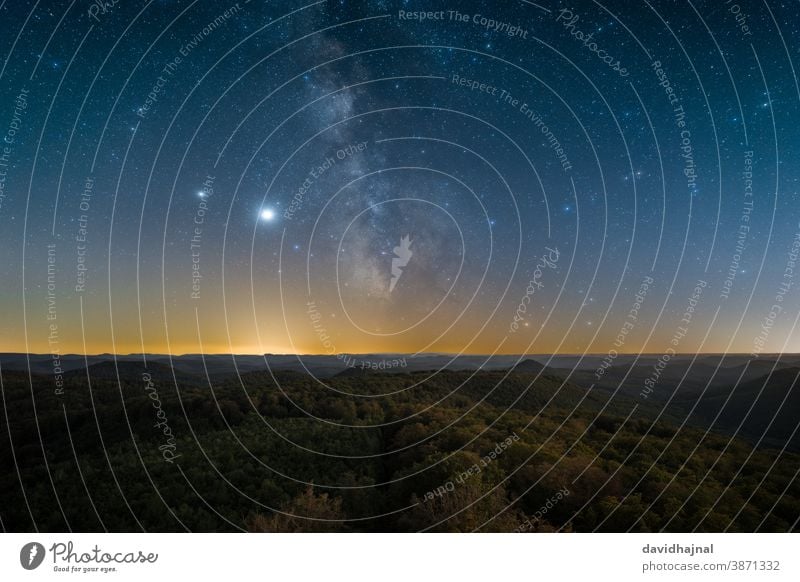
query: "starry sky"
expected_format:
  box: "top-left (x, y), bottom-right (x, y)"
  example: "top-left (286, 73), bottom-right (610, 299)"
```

top-left (1, 0), bottom-right (799, 356)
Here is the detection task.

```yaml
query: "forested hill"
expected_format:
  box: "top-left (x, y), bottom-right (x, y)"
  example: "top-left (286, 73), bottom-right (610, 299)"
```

top-left (1, 363), bottom-right (797, 532)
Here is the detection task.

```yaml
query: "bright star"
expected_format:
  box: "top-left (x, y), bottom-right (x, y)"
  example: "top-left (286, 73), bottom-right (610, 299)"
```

top-left (260, 208), bottom-right (276, 221)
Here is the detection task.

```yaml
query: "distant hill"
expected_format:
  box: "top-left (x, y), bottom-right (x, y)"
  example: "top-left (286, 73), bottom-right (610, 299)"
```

top-left (682, 366), bottom-right (800, 450)
top-left (65, 360), bottom-right (202, 387)
top-left (510, 358), bottom-right (547, 375)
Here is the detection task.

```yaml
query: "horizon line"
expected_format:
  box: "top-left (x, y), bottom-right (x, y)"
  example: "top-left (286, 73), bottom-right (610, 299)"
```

top-left (0, 351), bottom-right (791, 358)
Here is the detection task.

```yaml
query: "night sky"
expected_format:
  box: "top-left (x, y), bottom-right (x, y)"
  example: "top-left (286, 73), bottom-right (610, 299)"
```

top-left (1, 0), bottom-right (799, 356)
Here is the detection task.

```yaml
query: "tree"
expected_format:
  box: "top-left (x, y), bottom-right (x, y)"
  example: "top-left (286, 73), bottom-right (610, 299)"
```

top-left (247, 485), bottom-right (347, 532)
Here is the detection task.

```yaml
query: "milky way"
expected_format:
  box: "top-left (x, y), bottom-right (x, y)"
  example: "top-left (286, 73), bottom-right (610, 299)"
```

top-left (0, 1), bottom-right (798, 358)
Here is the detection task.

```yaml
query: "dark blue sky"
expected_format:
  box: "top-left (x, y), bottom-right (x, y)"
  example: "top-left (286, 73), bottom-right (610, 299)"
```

top-left (1, 0), bottom-right (799, 355)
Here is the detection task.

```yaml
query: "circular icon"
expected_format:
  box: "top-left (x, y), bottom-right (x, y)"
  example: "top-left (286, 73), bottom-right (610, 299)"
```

top-left (19, 542), bottom-right (45, 570)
